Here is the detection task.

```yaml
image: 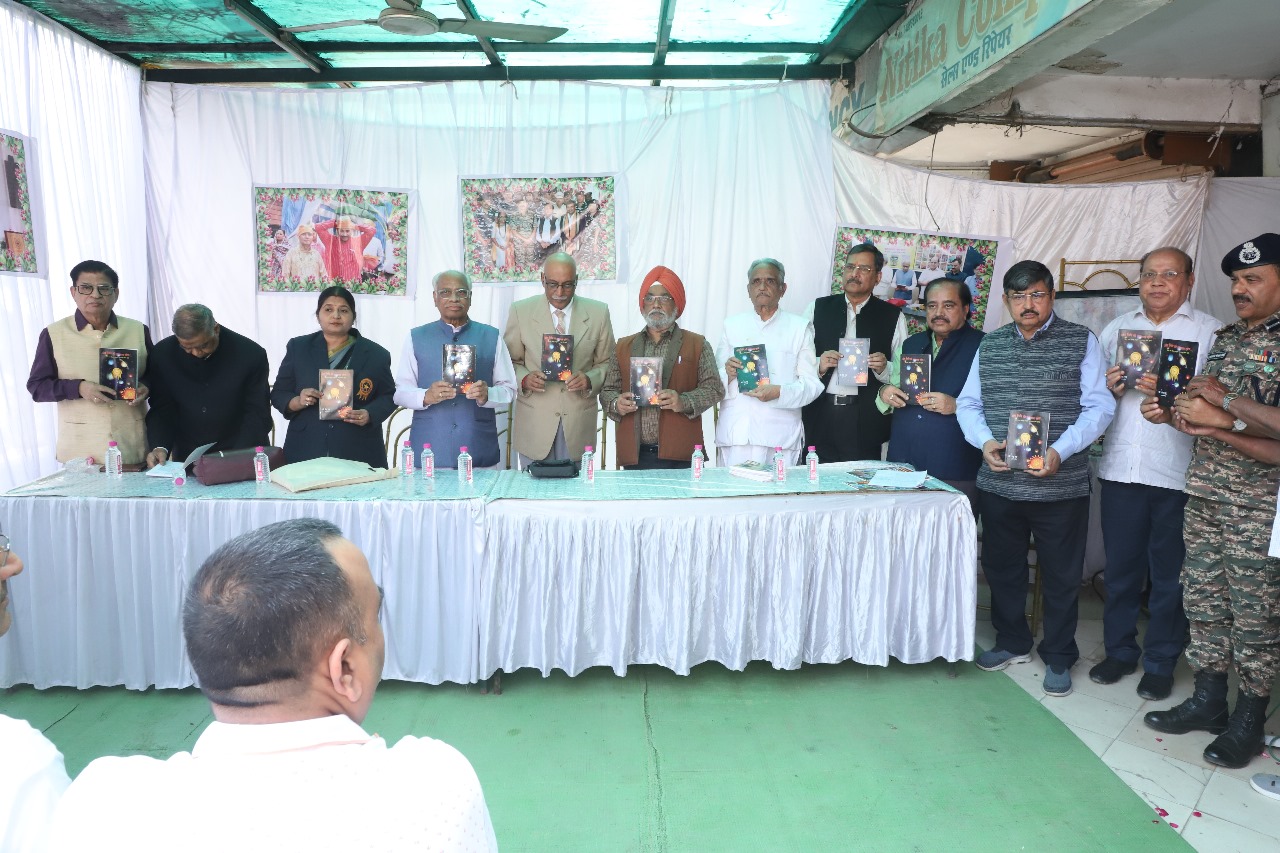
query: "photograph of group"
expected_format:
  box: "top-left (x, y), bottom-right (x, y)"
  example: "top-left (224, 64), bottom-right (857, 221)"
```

top-left (0, 128), bottom-right (39, 275)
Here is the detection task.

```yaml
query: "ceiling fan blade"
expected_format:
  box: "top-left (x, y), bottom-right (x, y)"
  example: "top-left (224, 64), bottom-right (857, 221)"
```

top-left (281, 19), bottom-right (376, 34)
top-left (437, 18), bottom-right (568, 43)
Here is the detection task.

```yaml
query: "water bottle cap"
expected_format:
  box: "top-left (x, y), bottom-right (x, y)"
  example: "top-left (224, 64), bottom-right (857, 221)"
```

top-left (808, 446), bottom-right (815, 451)
top-left (85, 456), bottom-right (95, 465)
top-left (460, 446), bottom-right (468, 452)
top-left (173, 476), bottom-right (185, 486)
top-left (774, 446), bottom-right (782, 451)
top-left (694, 444), bottom-right (702, 450)
top-left (585, 446), bottom-right (593, 452)
top-left (255, 446), bottom-right (264, 453)
top-left (403, 440), bottom-right (411, 447)
top-left (423, 443), bottom-right (431, 449)
top-left (108, 441), bottom-right (118, 447)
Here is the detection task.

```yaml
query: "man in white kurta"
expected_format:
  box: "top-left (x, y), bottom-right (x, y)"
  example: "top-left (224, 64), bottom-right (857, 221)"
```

top-left (48, 518), bottom-right (497, 853)
top-left (715, 258), bottom-right (824, 466)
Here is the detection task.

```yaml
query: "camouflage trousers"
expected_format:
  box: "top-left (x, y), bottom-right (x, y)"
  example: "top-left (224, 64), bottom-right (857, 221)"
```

top-left (1183, 496), bottom-right (1280, 697)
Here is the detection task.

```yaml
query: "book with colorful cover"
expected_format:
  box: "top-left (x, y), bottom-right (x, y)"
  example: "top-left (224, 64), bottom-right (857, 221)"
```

top-left (1005, 410), bottom-right (1050, 472)
top-left (734, 344), bottom-right (769, 393)
top-left (98, 348), bottom-right (137, 401)
top-left (542, 334), bottom-right (574, 381)
top-left (630, 356), bottom-right (662, 406)
top-left (1115, 329), bottom-right (1162, 389)
top-left (836, 338), bottom-right (870, 387)
top-left (1155, 339), bottom-right (1199, 406)
top-left (318, 369), bottom-right (354, 420)
top-left (443, 343), bottom-right (476, 391)
top-left (900, 353), bottom-right (931, 404)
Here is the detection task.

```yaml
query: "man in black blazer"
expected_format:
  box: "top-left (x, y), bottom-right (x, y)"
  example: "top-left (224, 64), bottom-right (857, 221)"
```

top-left (144, 304), bottom-right (272, 466)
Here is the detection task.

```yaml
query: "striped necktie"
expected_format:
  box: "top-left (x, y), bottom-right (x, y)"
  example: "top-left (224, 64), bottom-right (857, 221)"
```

top-left (555, 310), bottom-right (566, 335)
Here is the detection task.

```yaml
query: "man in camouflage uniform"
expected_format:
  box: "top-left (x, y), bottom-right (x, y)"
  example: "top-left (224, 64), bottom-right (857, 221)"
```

top-left (1143, 233), bottom-right (1280, 769)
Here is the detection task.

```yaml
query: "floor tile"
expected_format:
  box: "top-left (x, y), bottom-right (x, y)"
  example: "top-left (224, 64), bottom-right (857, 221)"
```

top-left (1101, 739), bottom-right (1213, 808)
top-left (1070, 666), bottom-right (1150, 711)
top-left (1180, 810), bottom-right (1280, 853)
top-left (1115, 708), bottom-right (1223, 768)
top-left (1195, 771), bottom-right (1280, 830)
top-left (1041, 690), bottom-right (1138, 740)
top-left (1068, 724), bottom-right (1113, 757)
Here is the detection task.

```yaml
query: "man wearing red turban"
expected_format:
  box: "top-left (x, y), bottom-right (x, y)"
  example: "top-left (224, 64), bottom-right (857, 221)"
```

top-left (599, 265), bottom-right (724, 469)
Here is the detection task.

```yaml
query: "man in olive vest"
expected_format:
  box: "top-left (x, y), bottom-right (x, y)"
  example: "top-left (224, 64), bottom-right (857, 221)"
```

top-left (26, 260), bottom-right (152, 466)
top-left (957, 260), bottom-right (1115, 698)
top-left (599, 266), bottom-right (724, 469)
top-left (803, 243), bottom-right (906, 462)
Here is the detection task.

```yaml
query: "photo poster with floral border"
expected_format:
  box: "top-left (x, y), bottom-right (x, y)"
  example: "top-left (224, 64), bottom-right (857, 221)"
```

top-left (828, 224), bottom-right (1002, 332)
top-left (254, 186), bottom-right (411, 296)
top-left (0, 129), bottom-right (43, 277)
top-left (460, 175), bottom-right (617, 285)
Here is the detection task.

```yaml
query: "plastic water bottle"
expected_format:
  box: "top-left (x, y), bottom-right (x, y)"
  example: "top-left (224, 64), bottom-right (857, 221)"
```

top-left (691, 444), bottom-right (705, 481)
top-left (807, 446), bottom-right (819, 482)
top-left (457, 445), bottom-right (473, 486)
top-left (422, 443), bottom-right (435, 479)
top-left (773, 446), bottom-right (786, 483)
top-left (399, 440), bottom-right (415, 476)
top-left (581, 445), bottom-right (596, 484)
top-left (105, 441), bottom-right (123, 479)
top-left (253, 446), bottom-right (271, 485)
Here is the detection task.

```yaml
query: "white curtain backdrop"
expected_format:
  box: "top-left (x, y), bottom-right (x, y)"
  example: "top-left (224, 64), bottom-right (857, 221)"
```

top-left (1194, 177), bottom-right (1280, 324)
top-left (831, 141), bottom-right (1210, 330)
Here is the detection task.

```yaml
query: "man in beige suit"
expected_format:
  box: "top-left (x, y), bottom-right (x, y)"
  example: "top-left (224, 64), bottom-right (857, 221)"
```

top-left (503, 252), bottom-right (615, 466)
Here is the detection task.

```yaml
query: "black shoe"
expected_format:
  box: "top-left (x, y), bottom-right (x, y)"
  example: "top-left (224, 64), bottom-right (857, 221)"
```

top-left (1137, 672), bottom-right (1173, 701)
top-left (1144, 670), bottom-right (1229, 735)
top-left (1089, 657), bottom-right (1137, 685)
top-left (1204, 693), bottom-right (1270, 769)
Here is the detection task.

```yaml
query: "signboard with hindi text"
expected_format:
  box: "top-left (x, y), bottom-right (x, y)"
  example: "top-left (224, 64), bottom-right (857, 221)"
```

top-left (875, 0), bottom-right (1092, 134)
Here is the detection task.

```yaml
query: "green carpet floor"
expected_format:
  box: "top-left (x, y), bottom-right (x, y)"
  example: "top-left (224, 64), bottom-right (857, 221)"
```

top-left (2, 659), bottom-right (1189, 852)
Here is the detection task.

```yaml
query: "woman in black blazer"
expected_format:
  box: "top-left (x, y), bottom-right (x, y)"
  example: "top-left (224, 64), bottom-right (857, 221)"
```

top-left (271, 286), bottom-right (396, 468)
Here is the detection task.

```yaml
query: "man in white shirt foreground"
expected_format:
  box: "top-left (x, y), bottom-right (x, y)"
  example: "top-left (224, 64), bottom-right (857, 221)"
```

top-left (715, 258), bottom-right (824, 466)
top-left (49, 518), bottom-right (497, 853)
top-left (1090, 247), bottom-right (1220, 701)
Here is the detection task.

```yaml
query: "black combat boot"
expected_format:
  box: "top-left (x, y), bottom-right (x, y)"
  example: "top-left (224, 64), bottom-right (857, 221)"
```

top-left (1203, 692), bottom-right (1270, 769)
top-left (1143, 670), bottom-right (1229, 734)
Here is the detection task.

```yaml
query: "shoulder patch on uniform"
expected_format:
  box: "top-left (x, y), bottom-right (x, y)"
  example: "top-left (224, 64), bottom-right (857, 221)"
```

top-left (1206, 350), bottom-right (1227, 362)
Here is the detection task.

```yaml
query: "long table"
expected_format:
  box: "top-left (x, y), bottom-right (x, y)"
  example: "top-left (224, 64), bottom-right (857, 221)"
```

top-left (0, 467), bottom-right (976, 689)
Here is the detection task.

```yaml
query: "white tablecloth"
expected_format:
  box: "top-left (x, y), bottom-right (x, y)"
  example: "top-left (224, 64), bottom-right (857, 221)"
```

top-left (478, 490), bottom-right (977, 679)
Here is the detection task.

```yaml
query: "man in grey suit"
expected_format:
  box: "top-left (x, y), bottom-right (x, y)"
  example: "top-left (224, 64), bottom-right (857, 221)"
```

top-left (503, 252), bottom-right (615, 466)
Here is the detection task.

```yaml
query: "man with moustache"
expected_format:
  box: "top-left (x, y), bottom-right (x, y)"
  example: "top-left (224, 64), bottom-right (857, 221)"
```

top-left (803, 243), bottom-right (907, 462)
top-left (316, 215), bottom-right (375, 283)
top-left (1088, 247), bottom-right (1219, 702)
top-left (876, 278), bottom-right (983, 506)
top-left (957, 260), bottom-right (1115, 697)
top-left (1142, 234), bottom-right (1280, 769)
top-left (599, 266), bottom-right (724, 470)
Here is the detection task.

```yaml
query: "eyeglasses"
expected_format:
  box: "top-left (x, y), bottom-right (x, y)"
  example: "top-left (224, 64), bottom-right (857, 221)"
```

top-left (643, 295), bottom-right (675, 306)
top-left (846, 264), bottom-right (876, 274)
top-left (74, 284), bottom-right (116, 296)
top-left (1007, 291), bottom-right (1051, 304)
top-left (436, 289), bottom-right (471, 301)
top-left (545, 281), bottom-right (577, 291)
top-left (1139, 270), bottom-right (1187, 281)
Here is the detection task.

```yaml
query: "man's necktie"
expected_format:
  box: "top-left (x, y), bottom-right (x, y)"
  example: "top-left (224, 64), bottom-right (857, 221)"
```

top-left (555, 310), bottom-right (566, 335)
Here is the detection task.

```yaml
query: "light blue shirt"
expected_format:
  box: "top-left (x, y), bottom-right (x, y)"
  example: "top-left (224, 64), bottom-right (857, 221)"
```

top-left (956, 314), bottom-right (1115, 461)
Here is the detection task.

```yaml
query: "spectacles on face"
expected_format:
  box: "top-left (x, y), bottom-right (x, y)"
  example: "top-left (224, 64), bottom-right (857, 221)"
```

top-left (1139, 270), bottom-right (1186, 282)
top-left (846, 265), bottom-right (876, 275)
top-left (545, 281), bottom-right (577, 292)
top-left (1007, 291), bottom-right (1051, 305)
top-left (643, 295), bottom-right (675, 306)
top-left (436, 289), bottom-right (471, 301)
top-left (74, 284), bottom-right (116, 296)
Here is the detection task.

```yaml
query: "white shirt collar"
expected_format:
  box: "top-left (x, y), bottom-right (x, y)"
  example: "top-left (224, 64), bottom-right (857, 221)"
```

top-left (192, 715), bottom-right (374, 758)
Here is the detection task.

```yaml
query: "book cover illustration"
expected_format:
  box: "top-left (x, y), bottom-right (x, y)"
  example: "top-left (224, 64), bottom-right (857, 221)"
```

top-left (836, 338), bottom-right (870, 387)
top-left (1115, 329), bottom-right (1162, 389)
top-left (900, 353), bottom-right (931, 404)
top-left (318, 369), bottom-right (354, 420)
top-left (734, 344), bottom-right (770, 393)
top-left (1155, 339), bottom-right (1199, 406)
top-left (630, 356), bottom-right (663, 406)
top-left (443, 344), bottom-right (477, 391)
top-left (542, 334), bottom-right (574, 381)
top-left (1005, 411), bottom-right (1051, 472)
top-left (98, 348), bottom-right (137, 401)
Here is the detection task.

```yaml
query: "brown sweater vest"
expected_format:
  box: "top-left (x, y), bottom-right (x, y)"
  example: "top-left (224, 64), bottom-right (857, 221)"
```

top-left (614, 328), bottom-right (706, 465)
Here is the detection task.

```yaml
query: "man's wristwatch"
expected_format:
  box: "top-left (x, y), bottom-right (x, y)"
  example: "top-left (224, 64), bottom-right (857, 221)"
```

top-left (1221, 392), bottom-right (1238, 412)
top-left (1232, 418), bottom-right (1248, 432)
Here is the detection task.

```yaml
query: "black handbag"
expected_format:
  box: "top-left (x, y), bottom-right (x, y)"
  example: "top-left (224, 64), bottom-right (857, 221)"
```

top-left (527, 459), bottom-right (579, 478)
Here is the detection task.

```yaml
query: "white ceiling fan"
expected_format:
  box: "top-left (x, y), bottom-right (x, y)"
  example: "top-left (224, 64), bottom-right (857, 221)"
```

top-left (283, 0), bottom-right (568, 42)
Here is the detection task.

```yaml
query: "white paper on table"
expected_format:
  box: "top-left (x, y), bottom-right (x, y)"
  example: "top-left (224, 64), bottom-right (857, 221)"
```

top-left (867, 470), bottom-right (928, 489)
top-left (145, 442), bottom-right (215, 478)
top-left (1269, 490), bottom-right (1280, 558)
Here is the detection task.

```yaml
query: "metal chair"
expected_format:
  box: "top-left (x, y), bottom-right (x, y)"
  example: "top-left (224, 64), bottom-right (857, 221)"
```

top-left (976, 531), bottom-right (1044, 638)
top-left (385, 403), bottom-right (514, 469)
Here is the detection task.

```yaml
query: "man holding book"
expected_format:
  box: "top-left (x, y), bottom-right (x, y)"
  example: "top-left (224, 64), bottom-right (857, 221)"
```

top-left (715, 258), bottom-right (823, 467)
top-left (599, 265), bottom-right (724, 470)
top-left (503, 252), bottom-right (615, 467)
top-left (394, 271), bottom-right (517, 469)
top-left (1141, 233), bottom-right (1280, 769)
top-left (802, 243), bottom-right (906, 462)
top-left (876, 278), bottom-right (983, 506)
top-left (26, 260), bottom-right (153, 466)
top-left (957, 260), bottom-right (1115, 697)
top-left (1089, 247), bottom-right (1219, 702)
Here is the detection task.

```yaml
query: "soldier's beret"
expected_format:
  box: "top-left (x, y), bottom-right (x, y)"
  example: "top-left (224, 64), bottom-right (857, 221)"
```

top-left (1221, 233), bottom-right (1280, 275)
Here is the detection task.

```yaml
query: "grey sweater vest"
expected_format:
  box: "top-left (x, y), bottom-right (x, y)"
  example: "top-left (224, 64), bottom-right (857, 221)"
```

top-left (977, 318), bottom-right (1091, 501)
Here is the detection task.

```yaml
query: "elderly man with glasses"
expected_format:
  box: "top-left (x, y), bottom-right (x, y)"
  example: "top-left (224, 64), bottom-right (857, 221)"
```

top-left (26, 260), bottom-right (153, 466)
top-left (503, 252), bottom-right (616, 468)
top-left (394, 271), bottom-right (517, 469)
top-left (599, 265), bottom-right (724, 470)
top-left (957, 260), bottom-right (1115, 698)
